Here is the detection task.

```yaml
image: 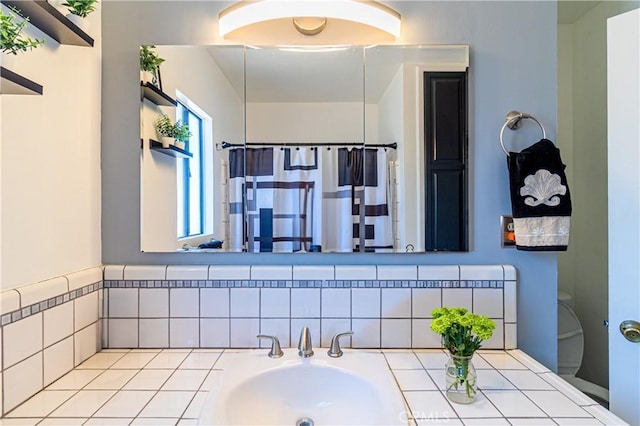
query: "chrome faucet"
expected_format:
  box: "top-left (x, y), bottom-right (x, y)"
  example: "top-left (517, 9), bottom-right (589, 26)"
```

top-left (327, 331), bottom-right (354, 358)
top-left (257, 334), bottom-right (284, 358)
top-left (297, 326), bottom-right (314, 358)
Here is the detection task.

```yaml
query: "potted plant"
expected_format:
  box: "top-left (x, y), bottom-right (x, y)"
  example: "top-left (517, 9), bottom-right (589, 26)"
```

top-left (154, 114), bottom-right (191, 149)
top-left (61, 0), bottom-right (97, 31)
top-left (172, 121), bottom-right (192, 150)
top-left (430, 307), bottom-right (496, 404)
top-left (0, 7), bottom-right (45, 67)
top-left (140, 45), bottom-right (165, 88)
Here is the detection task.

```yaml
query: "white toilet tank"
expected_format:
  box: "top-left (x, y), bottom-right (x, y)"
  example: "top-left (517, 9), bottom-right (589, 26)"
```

top-left (557, 291), bottom-right (584, 376)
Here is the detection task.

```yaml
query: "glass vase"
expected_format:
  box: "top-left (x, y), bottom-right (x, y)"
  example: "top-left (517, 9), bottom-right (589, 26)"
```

top-left (445, 353), bottom-right (478, 404)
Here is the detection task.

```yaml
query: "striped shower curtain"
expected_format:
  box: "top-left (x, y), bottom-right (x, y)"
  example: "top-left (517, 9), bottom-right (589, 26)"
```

top-left (227, 146), bottom-right (393, 253)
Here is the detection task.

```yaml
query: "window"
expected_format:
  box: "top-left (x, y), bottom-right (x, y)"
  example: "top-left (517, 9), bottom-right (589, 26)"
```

top-left (176, 102), bottom-right (204, 238)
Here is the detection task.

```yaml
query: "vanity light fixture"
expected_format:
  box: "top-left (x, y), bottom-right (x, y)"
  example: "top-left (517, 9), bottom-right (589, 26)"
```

top-left (218, 0), bottom-right (401, 40)
top-left (278, 45), bottom-right (350, 53)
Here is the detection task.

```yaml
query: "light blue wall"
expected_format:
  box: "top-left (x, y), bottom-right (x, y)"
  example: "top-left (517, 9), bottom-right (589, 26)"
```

top-left (101, 1), bottom-right (559, 369)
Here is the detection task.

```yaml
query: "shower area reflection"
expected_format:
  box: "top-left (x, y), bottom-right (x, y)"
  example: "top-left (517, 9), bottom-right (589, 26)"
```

top-left (225, 143), bottom-right (396, 253)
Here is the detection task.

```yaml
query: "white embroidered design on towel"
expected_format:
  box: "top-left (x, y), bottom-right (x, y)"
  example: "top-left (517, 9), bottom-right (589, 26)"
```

top-left (520, 169), bottom-right (567, 207)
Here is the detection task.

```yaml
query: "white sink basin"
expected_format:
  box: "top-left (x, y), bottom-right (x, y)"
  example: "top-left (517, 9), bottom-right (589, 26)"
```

top-left (198, 348), bottom-right (407, 425)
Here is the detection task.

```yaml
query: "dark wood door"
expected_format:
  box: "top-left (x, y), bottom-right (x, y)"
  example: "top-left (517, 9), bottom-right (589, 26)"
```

top-left (424, 71), bottom-right (468, 251)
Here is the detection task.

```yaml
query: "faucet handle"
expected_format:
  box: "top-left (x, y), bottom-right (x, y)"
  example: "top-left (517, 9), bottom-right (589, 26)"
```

top-left (257, 334), bottom-right (284, 358)
top-left (327, 331), bottom-right (354, 358)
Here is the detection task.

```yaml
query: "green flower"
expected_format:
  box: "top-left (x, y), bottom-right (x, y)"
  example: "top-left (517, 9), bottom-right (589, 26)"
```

top-left (429, 306), bottom-right (497, 356)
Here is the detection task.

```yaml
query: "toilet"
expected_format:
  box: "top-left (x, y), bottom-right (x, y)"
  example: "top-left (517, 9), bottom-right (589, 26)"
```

top-left (557, 291), bottom-right (609, 404)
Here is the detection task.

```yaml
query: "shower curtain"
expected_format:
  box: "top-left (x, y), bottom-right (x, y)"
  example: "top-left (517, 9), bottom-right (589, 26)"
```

top-left (227, 146), bottom-right (394, 253)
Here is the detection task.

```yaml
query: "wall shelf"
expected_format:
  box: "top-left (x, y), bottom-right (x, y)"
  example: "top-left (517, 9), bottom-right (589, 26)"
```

top-left (150, 139), bottom-right (192, 159)
top-left (140, 82), bottom-right (177, 107)
top-left (1, 66), bottom-right (43, 95)
top-left (3, 0), bottom-right (94, 47)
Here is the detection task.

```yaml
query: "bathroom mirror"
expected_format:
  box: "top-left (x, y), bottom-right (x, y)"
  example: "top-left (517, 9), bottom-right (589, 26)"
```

top-left (140, 45), bottom-right (469, 253)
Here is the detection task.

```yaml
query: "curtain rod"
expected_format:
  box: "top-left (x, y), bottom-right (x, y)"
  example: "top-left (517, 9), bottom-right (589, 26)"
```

top-left (220, 141), bottom-right (397, 149)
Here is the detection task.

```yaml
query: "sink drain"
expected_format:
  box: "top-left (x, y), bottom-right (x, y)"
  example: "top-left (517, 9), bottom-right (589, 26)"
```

top-left (296, 417), bottom-right (314, 426)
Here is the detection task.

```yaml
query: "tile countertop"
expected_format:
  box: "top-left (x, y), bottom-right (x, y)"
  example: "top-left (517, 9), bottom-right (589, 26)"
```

top-left (0, 348), bottom-right (627, 426)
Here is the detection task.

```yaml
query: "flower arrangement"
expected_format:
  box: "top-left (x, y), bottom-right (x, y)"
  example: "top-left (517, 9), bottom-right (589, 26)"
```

top-left (430, 307), bottom-right (496, 404)
top-left (430, 307), bottom-right (496, 356)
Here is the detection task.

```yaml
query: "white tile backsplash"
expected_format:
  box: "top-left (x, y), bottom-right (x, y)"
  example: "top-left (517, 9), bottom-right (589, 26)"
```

top-left (43, 337), bottom-right (74, 386)
top-left (504, 281), bottom-right (517, 323)
top-left (250, 265), bottom-right (292, 280)
top-left (351, 288), bottom-right (381, 318)
top-left (66, 267), bottom-right (103, 291)
top-left (482, 319), bottom-right (504, 350)
top-left (44, 302), bottom-right (74, 348)
top-left (381, 288), bottom-right (411, 318)
top-left (208, 265), bottom-right (250, 280)
top-left (335, 265), bottom-right (376, 280)
top-left (351, 318), bottom-right (379, 348)
top-left (292, 265), bottom-right (334, 280)
top-left (321, 288), bottom-right (351, 318)
top-left (505, 323), bottom-right (517, 350)
top-left (3, 353), bottom-right (43, 413)
top-left (290, 289), bottom-right (320, 318)
top-left (260, 288), bottom-right (290, 318)
top-left (460, 265), bottom-right (504, 281)
top-left (4, 312), bottom-right (43, 368)
top-left (166, 266), bottom-right (208, 280)
top-left (74, 323), bottom-right (99, 367)
top-left (169, 319), bottom-right (199, 348)
top-left (411, 288), bottom-right (442, 318)
top-left (229, 288), bottom-right (260, 318)
top-left (97, 264), bottom-right (517, 354)
top-left (473, 288), bottom-right (504, 318)
top-left (377, 265), bottom-right (417, 280)
top-left (123, 265), bottom-right (167, 280)
top-left (259, 318), bottom-right (290, 348)
top-left (103, 265), bottom-right (125, 281)
top-left (108, 319), bottom-right (138, 348)
top-left (200, 318), bottom-right (230, 347)
top-left (503, 265), bottom-right (517, 281)
top-left (0, 289), bottom-right (20, 315)
top-left (320, 318), bottom-right (352, 347)
top-left (229, 319), bottom-right (260, 348)
top-left (139, 289), bottom-right (169, 318)
top-left (139, 319), bottom-right (169, 348)
top-left (170, 289), bottom-right (199, 318)
top-left (417, 265), bottom-right (460, 280)
top-left (412, 319), bottom-right (441, 348)
top-left (109, 289), bottom-right (139, 318)
top-left (74, 291), bottom-right (98, 332)
top-left (17, 277), bottom-right (68, 307)
top-left (381, 319), bottom-right (412, 348)
top-left (442, 288), bottom-right (473, 311)
top-left (199, 288), bottom-right (229, 318)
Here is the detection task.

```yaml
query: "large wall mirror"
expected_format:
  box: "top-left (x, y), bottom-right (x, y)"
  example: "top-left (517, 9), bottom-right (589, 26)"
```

top-left (140, 45), bottom-right (469, 253)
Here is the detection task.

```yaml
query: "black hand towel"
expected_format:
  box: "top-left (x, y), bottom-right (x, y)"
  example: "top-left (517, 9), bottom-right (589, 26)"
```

top-left (507, 139), bottom-right (572, 251)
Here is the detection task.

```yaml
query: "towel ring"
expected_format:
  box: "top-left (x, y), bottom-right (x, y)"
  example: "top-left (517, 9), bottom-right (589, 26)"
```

top-left (499, 111), bottom-right (546, 156)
